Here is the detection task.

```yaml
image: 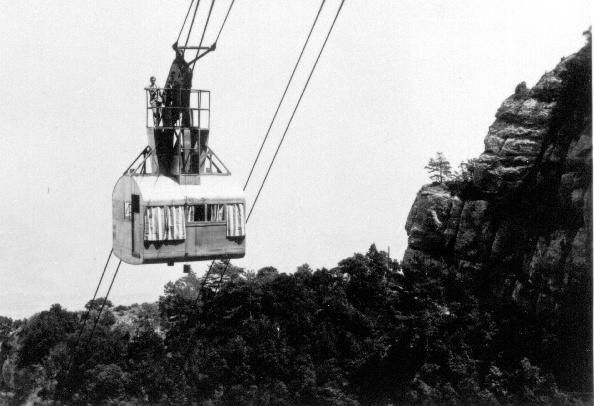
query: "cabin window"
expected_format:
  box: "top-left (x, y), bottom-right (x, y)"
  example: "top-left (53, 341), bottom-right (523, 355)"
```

top-left (226, 203), bottom-right (246, 237)
top-left (187, 204), bottom-right (225, 223)
top-left (144, 206), bottom-right (186, 241)
top-left (124, 201), bottom-right (132, 219)
top-left (187, 205), bottom-right (206, 222)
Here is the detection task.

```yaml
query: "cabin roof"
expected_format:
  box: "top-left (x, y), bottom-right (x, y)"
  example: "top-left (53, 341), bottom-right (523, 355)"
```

top-left (132, 174), bottom-right (245, 205)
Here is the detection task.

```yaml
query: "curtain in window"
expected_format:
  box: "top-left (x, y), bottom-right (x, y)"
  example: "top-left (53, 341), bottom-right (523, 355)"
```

top-left (226, 203), bottom-right (245, 237)
top-left (208, 204), bottom-right (225, 222)
top-left (144, 206), bottom-right (186, 241)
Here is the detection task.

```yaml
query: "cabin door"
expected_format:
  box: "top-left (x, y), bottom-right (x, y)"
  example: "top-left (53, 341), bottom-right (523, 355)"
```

top-left (131, 194), bottom-right (141, 257)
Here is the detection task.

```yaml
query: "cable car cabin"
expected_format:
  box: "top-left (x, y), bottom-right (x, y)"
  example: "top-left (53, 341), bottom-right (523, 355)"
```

top-left (112, 175), bottom-right (245, 265)
top-left (112, 87), bottom-right (246, 265)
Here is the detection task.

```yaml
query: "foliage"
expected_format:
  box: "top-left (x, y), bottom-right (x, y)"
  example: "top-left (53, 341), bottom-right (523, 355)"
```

top-left (444, 158), bottom-right (480, 197)
top-left (0, 315), bottom-right (13, 340)
top-left (425, 152), bottom-right (453, 183)
top-left (81, 363), bottom-right (128, 402)
top-left (2, 245), bottom-right (589, 405)
top-left (85, 297), bottom-right (113, 312)
top-left (113, 304), bottom-right (130, 312)
top-left (452, 158), bottom-right (478, 183)
top-left (17, 304), bottom-right (78, 368)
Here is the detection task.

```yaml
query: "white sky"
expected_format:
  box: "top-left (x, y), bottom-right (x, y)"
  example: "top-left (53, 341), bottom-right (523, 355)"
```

top-left (0, 0), bottom-right (591, 318)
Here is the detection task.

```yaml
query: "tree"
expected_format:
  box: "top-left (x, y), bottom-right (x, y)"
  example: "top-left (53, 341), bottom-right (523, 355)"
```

top-left (82, 363), bottom-right (128, 402)
top-left (453, 158), bottom-right (479, 183)
top-left (0, 315), bottom-right (13, 340)
top-left (424, 152), bottom-right (453, 183)
top-left (85, 297), bottom-right (113, 312)
top-left (257, 266), bottom-right (279, 281)
top-left (18, 304), bottom-right (78, 367)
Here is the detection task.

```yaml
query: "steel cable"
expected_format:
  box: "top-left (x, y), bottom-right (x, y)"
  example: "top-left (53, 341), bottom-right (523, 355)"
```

top-left (243, 0), bottom-right (326, 191)
top-left (197, 0), bottom-right (215, 52)
top-left (61, 256), bottom-right (121, 398)
top-left (177, 0), bottom-right (196, 44)
top-left (184, 0), bottom-right (201, 49)
top-left (64, 249), bottom-right (114, 377)
top-left (85, 260), bottom-right (122, 345)
top-left (246, 0), bottom-right (346, 222)
top-left (214, 0), bottom-right (236, 45)
top-left (190, 0), bottom-right (216, 70)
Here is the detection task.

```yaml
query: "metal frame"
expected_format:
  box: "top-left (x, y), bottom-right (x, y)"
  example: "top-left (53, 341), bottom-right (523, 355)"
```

top-left (203, 147), bottom-right (231, 175)
top-left (143, 87), bottom-right (232, 177)
top-left (124, 146), bottom-right (153, 175)
top-left (124, 144), bottom-right (230, 177)
top-left (145, 88), bottom-right (210, 130)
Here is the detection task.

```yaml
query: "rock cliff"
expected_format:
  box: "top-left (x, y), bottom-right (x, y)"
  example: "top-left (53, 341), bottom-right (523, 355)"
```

top-left (402, 38), bottom-right (591, 391)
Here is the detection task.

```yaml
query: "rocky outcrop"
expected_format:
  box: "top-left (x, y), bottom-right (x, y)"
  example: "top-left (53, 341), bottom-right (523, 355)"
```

top-left (401, 38), bottom-right (591, 390)
top-left (473, 44), bottom-right (591, 199)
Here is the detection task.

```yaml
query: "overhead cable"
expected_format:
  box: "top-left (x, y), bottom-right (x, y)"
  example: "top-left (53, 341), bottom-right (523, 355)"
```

top-left (214, 0), bottom-right (236, 44)
top-left (177, 0), bottom-right (196, 44)
top-left (243, 0), bottom-right (327, 191)
top-left (64, 249), bottom-right (114, 376)
top-left (184, 0), bottom-right (202, 49)
top-left (190, 0), bottom-right (216, 70)
top-left (247, 0), bottom-right (346, 222)
top-left (85, 260), bottom-right (122, 345)
top-left (197, 0), bottom-right (215, 51)
top-left (62, 253), bottom-right (122, 397)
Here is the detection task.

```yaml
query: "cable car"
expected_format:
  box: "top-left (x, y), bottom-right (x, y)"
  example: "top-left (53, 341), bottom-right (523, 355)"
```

top-left (112, 86), bottom-right (246, 265)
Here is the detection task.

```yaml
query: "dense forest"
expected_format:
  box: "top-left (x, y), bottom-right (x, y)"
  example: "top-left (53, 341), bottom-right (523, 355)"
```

top-left (0, 244), bottom-right (590, 404)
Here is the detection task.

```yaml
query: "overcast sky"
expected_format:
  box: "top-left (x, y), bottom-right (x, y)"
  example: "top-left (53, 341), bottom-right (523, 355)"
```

top-left (0, 0), bottom-right (591, 318)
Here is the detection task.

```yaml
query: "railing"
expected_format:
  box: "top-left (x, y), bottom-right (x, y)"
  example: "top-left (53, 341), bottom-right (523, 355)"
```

top-left (145, 88), bottom-right (210, 130)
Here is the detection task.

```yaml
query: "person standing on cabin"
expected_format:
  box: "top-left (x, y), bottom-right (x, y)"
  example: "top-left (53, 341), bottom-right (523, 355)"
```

top-left (145, 76), bottom-right (162, 126)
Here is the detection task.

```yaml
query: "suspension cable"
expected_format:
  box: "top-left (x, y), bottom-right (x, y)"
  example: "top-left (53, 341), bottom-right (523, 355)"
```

top-left (61, 254), bottom-right (121, 397)
top-left (197, 259), bottom-right (217, 297)
top-left (177, 0), bottom-right (196, 44)
top-left (64, 249), bottom-right (114, 376)
top-left (214, 262), bottom-right (230, 294)
top-left (184, 0), bottom-right (201, 49)
top-left (243, 0), bottom-right (326, 191)
top-left (247, 0), bottom-right (346, 222)
top-left (189, 0), bottom-right (216, 71)
top-left (197, 0), bottom-right (215, 52)
top-left (214, 0), bottom-right (236, 45)
top-left (85, 260), bottom-right (122, 345)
